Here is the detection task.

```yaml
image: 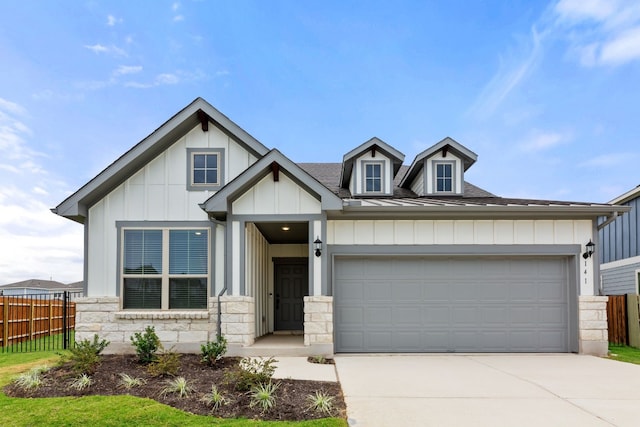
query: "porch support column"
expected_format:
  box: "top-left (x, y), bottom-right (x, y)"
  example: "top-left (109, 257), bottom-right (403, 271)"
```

top-left (312, 220), bottom-right (322, 296)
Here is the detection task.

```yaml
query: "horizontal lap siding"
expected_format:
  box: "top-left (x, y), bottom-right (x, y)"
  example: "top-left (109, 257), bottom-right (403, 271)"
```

top-left (601, 262), bottom-right (640, 295)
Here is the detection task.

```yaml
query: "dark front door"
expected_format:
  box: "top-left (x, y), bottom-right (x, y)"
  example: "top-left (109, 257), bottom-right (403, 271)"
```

top-left (274, 260), bottom-right (308, 331)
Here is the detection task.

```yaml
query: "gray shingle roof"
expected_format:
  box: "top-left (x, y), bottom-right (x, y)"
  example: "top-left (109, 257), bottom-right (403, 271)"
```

top-left (297, 162), bottom-right (496, 199)
top-left (0, 279), bottom-right (83, 290)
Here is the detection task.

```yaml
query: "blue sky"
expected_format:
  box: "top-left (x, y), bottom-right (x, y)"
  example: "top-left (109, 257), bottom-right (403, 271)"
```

top-left (1, 0), bottom-right (639, 284)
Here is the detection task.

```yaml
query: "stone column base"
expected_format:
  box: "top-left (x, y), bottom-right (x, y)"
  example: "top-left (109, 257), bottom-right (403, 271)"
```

top-left (579, 295), bottom-right (609, 356)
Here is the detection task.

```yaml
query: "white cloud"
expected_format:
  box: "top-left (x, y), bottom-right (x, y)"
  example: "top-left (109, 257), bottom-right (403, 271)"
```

top-left (172, 2), bottom-right (180, 12)
top-left (599, 27), bottom-right (640, 65)
top-left (520, 130), bottom-right (572, 152)
top-left (0, 105), bottom-right (83, 284)
top-left (0, 100), bottom-right (45, 168)
top-left (553, 0), bottom-right (640, 66)
top-left (124, 72), bottom-right (182, 88)
top-left (106, 14), bottom-right (122, 26)
top-left (173, 15), bottom-right (184, 22)
top-left (0, 98), bottom-right (27, 116)
top-left (0, 186), bottom-right (83, 284)
top-left (579, 152), bottom-right (636, 167)
top-left (84, 44), bottom-right (127, 57)
top-left (156, 73), bottom-right (179, 85)
top-left (468, 27), bottom-right (545, 119)
top-left (113, 65), bottom-right (143, 76)
top-left (555, 0), bottom-right (617, 22)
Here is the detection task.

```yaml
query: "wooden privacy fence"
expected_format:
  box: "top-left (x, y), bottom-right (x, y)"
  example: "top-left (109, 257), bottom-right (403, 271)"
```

top-left (607, 294), bottom-right (640, 348)
top-left (0, 292), bottom-right (78, 351)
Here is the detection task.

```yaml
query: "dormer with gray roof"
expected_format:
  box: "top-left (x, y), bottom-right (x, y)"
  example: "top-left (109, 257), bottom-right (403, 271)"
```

top-left (339, 137), bottom-right (404, 197)
top-left (400, 137), bottom-right (477, 196)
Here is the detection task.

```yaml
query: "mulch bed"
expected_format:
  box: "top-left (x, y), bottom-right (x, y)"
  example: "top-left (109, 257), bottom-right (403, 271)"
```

top-left (4, 354), bottom-right (346, 421)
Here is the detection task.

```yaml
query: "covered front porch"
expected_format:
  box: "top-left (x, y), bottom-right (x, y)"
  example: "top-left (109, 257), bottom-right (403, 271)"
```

top-left (218, 219), bottom-right (333, 357)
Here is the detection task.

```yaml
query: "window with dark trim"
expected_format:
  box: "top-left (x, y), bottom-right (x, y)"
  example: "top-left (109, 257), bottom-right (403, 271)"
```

top-left (186, 148), bottom-right (225, 191)
top-left (435, 162), bottom-right (454, 193)
top-left (122, 228), bottom-right (208, 310)
top-left (364, 162), bottom-right (383, 193)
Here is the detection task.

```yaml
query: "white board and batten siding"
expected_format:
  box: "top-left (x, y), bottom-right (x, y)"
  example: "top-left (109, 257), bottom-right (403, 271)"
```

top-left (327, 219), bottom-right (596, 296)
top-left (232, 173), bottom-right (321, 215)
top-left (87, 123), bottom-right (257, 298)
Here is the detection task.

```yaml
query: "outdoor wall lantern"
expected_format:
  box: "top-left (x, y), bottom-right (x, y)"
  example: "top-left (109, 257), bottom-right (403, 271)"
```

top-left (583, 239), bottom-right (595, 259)
top-left (313, 237), bottom-right (322, 257)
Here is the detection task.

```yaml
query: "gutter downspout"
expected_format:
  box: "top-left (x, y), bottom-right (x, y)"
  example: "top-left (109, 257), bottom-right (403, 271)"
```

top-left (597, 211), bottom-right (619, 231)
top-left (208, 216), bottom-right (227, 339)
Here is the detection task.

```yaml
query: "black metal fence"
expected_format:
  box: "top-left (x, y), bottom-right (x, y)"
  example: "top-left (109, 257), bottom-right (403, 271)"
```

top-left (0, 291), bottom-right (82, 352)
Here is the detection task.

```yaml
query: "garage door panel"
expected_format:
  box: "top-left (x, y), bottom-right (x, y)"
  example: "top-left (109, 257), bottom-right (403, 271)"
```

top-left (366, 283), bottom-right (392, 301)
top-left (335, 256), bottom-right (570, 353)
top-left (393, 282), bottom-right (423, 301)
top-left (423, 306), bottom-right (450, 324)
top-left (538, 282), bottom-right (566, 300)
top-left (366, 307), bottom-right (391, 325)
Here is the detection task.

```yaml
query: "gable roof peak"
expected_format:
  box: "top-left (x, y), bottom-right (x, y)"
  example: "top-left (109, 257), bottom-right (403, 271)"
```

top-left (52, 97), bottom-right (270, 223)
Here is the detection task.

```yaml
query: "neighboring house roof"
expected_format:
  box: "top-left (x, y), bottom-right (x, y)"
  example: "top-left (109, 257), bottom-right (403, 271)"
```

top-left (200, 149), bottom-right (344, 218)
top-left (52, 98), bottom-right (270, 223)
top-left (339, 137), bottom-right (405, 189)
top-left (609, 184), bottom-right (640, 205)
top-left (0, 279), bottom-right (82, 291)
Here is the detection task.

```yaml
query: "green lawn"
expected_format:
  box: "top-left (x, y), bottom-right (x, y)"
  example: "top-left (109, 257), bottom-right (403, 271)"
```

top-left (0, 352), bottom-right (347, 427)
top-left (608, 344), bottom-right (640, 365)
top-left (1, 331), bottom-right (75, 354)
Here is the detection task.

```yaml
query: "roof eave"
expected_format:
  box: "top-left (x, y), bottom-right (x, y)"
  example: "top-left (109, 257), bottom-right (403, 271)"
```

top-left (336, 204), bottom-right (630, 219)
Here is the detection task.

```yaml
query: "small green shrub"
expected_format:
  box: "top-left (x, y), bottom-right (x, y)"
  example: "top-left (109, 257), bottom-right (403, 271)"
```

top-left (201, 385), bottom-right (228, 411)
top-left (13, 366), bottom-right (48, 391)
top-left (66, 334), bottom-right (110, 375)
top-left (147, 348), bottom-right (181, 377)
top-left (307, 390), bottom-right (335, 415)
top-left (69, 374), bottom-right (93, 391)
top-left (130, 326), bottom-right (161, 364)
top-left (118, 373), bottom-right (146, 389)
top-left (311, 355), bottom-right (326, 364)
top-left (249, 381), bottom-right (280, 412)
top-left (224, 357), bottom-right (277, 391)
top-left (201, 335), bottom-right (227, 366)
top-left (160, 376), bottom-right (192, 398)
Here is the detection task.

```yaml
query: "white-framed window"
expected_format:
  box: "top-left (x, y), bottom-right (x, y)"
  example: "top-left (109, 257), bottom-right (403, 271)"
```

top-left (186, 148), bottom-right (225, 191)
top-left (363, 161), bottom-right (383, 193)
top-left (434, 161), bottom-right (455, 193)
top-left (122, 228), bottom-right (209, 310)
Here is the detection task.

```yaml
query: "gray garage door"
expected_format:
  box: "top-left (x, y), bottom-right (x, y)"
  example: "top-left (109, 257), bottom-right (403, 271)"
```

top-left (334, 256), bottom-right (570, 353)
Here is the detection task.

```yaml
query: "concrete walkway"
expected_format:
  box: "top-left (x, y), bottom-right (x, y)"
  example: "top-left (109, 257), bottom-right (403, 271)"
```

top-left (335, 354), bottom-right (640, 427)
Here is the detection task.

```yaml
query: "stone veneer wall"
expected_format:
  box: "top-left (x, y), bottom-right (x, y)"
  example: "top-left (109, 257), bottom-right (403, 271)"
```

top-left (578, 295), bottom-right (609, 356)
top-left (74, 296), bottom-right (255, 354)
top-left (218, 295), bottom-right (255, 347)
top-left (304, 296), bottom-right (334, 356)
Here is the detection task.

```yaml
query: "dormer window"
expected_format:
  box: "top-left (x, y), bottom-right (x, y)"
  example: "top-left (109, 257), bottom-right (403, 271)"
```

top-left (364, 162), bottom-right (383, 193)
top-left (435, 162), bottom-right (454, 193)
top-left (186, 148), bottom-right (225, 191)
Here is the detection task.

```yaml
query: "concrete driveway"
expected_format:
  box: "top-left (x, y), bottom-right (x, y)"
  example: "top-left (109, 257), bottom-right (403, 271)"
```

top-left (335, 354), bottom-right (640, 427)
